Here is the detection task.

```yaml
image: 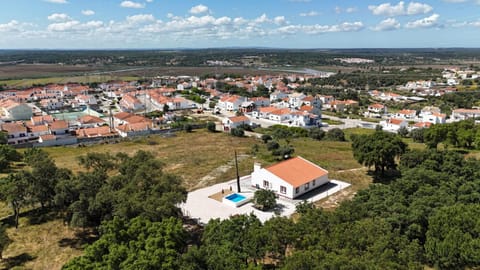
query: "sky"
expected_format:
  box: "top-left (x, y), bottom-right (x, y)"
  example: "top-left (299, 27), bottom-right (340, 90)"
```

top-left (0, 0), bottom-right (480, 49)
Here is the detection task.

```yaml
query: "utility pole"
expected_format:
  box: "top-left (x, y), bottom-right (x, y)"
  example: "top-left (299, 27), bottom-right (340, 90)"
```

top-left (235, 150), bottom-right (241, 193)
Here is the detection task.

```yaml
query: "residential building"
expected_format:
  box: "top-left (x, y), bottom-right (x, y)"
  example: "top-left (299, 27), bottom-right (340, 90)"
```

top-left (382, 118), bottom-right (408, 132)
top-left (120, 94), bottom-right (145, 112)
top-left (451, 108), bottom-right (480, 120)
top-left (251, 156), bottom-right (329, 199)
top-left (222, 115), bottom-right (250, 131)
top-left (1, 122), bottom-right (28, 144)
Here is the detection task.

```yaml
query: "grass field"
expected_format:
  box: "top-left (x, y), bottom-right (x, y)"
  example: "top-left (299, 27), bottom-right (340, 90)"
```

top-left (0, 75), bottom-right (141, 88)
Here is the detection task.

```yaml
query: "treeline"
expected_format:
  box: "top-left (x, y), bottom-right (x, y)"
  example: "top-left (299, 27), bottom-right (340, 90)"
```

top-left (0, 149), bottom-right (186, 229)
top-left (418, 120), bottom-right (480, 149)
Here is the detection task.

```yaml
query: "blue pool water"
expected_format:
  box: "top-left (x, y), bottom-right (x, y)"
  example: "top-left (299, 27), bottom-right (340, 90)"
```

top-left (225, 193), bottom-right (246, 203)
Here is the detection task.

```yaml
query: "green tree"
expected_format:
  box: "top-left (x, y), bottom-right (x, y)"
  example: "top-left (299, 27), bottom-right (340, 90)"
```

top-left (63, 217), bottom-right (187, 269)
top-left (0, 145), bottom-right (21, 172)
top-left (261, 134), bottom-right (272, 143)
top-left (351, 130), bottom-right (407, 174)
top-left (230, 127), bottom-right (244, 137)
top-left (425, 204), bottom-right (480, 269)
top-left (206, 121), bottom-right (216, 132)
top-left (308, 127), bottom-right (325, 140)
top-left (325, 128), bottom-right (346, 141)
top-left (0, 172), bottom-right (31, 228)
top-left (397, 126), bottom-right (409, 138)
top-left (410, 128), bottom-right (425, 143)
top-left (253, 189), bottom-right (277, 211)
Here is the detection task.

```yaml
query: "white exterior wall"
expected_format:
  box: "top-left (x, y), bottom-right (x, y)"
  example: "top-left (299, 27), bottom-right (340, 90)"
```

top-left (251, 167), bottom-right (329, 199)
top-left (269, 114), bottom-right (290, 122)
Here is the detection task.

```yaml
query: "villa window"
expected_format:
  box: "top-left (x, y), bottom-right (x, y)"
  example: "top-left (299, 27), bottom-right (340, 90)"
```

top-left (263, 180), bottom-right (269, 188)
top-left (305, 183), bottom-right (309, 190)
top-left (295, 187), bottom-right (300, 194)
top-left (280, 186), bottom-right (286, 194)
top-left (312, 180), bottom-right (316, 186)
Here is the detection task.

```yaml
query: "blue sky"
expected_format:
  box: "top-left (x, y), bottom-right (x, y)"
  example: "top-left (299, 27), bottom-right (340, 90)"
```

top-left (0, 0), bottom-right (479, 49)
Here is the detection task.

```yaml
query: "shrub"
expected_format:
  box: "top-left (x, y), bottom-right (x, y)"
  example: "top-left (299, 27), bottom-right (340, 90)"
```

top-left (230, 128), bottom-right (244, 137)
top-left (253, 189), bottom-right (277, 211)
top-left (206, 122), bottom-right (216, 132)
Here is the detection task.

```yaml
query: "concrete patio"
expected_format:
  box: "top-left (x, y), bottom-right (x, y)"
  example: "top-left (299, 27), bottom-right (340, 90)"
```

top-left (181, 176), bottom-right (350, 224)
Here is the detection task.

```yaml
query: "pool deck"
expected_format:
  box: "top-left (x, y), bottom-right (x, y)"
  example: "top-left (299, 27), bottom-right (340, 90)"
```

top-left (181, 176), bottom-right (350, 224)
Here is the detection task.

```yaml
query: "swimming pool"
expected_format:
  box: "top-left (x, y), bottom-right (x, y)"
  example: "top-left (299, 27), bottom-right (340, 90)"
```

top-left (223, 193), bottom-right (251, 207)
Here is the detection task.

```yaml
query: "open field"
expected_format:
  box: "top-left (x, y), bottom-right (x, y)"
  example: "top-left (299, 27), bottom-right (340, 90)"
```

top-left (1, 216), bottom-right (88, 270)
top-left (0, 64), bottom-right (287, 88)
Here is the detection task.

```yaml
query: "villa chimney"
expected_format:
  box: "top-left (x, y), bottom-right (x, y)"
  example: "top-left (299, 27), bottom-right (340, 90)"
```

top-left (254, 163), bottom-right (261, 172)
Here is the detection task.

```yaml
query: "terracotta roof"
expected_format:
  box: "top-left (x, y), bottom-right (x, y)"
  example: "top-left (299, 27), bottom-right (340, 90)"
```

top-left (258, 106), bottom-right (278, 113)
top-left (228, 115), bottom-right (249, 123)
top-left (40, 134), bottom-right (56, 141)
top-left (369, 103), bottom-right (384, 109)
top-left (270, 108), bottom-right (292, 116)
top-left (29, 125), bottom-right (49, 133)
top-left (389, 118), bottom-right (405, 125)
top-left (1, 122), bottom-right (27, 133)
top-left (78, 115), bottom-right (105, 125)
top-left (413, 122), bottom-right (432, 128)
top-left (265, 156), bottom-right (328, 188)
top-left (75, 126), bottom-right (116, 138)
top-left (299, 105), bottom-right (313, 112)
top-left (49, 120), bottom-right (68, 130)
top-left (398, 109), bottom-right (416, 115)
top-left (453, 108), bottom-right (480, 114)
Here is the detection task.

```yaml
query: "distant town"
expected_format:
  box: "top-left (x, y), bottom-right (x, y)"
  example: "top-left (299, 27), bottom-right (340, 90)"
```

top-left (1, 64), bottom-right (479, 146)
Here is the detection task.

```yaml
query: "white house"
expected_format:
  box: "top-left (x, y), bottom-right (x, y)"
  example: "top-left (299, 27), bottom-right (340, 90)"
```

top-left (269, 108), bottom-right (292, 123)
top-left (368, 103), bottom-right (387, 114)
top-left (422, 113), bottom-right (446, 124)
top-left (222, 115), bottom-right (250, 131)
top-left (395, 109), bottom-right (417, 119)
top-left (381, 118), bottom-right (408, 132)
top-left (270, 91), bottom-right (289, 102)
top-left (451, 108), bottom-right (480, 121)
top-left (251, 156), bottom-right (329, 199)
top-left (218, 95), bottom-right (247, 111)
top-left (288, 92), bottom-right (306, 108)
top-left (1, 122), bottom-right (28, 144)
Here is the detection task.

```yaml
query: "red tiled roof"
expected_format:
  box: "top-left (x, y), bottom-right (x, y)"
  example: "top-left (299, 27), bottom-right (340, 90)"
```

top-left (265, 156), bottom-right (328, 187)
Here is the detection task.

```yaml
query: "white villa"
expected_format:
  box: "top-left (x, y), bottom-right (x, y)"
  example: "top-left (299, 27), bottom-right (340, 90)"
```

top-left (251, 156), bottom-right (329, 199)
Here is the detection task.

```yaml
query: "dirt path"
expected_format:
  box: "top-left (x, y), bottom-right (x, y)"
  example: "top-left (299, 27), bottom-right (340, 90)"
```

top-left (192, 154), bottom-right (249, 190)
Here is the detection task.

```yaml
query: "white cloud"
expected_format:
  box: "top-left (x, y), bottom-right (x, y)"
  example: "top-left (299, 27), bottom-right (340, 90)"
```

top-left (346, 7), bottom-right (357, 13)
top-left (254, 14), bottom-right (269, 23)
top-left (273, 16), bottom-right (287, 25)
top-left (277, 21), bottom-right (364, 34)
top-left (407, 2), bottom-right (433, 15)
top-left (0, 20), bottom-right (21, 32)
top-left (299, 11), bottom-right (319, 17)
top-left (146, 0), bottom-right (153, 2)
top-left (190, 4), bottom-right (209, 14)
top-left (443, 0), bottom-right (467, 2)
top-left (369, 1), bottom-right (406, 16)
top-left (371, 18), bottom-right (401, 31)
top-left (44, 0), bottom-right (68, 3)
top-left (335, 7), bottom-right (342, 14)
top-left (82, 10), bottom-right (95, 16)
top-left (47, 13), bottom-right (71, 22)
top-left (406, 13), bottom-right (440, 28)
top-left (47, 20), bottom-right (104, 32)
top-left (120, 1), bottom-right (145, 9)
top-left (127, 14), bottom-right (155, 24)
top-left (369, 1), bottom-right (432, 16)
